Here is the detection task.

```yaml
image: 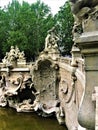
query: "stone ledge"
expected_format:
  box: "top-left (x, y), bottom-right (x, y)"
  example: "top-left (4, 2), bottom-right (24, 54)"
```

top-left (0, 68), bottom-right (30, 72)
top-left (76, 31), bottom-right (98, 43)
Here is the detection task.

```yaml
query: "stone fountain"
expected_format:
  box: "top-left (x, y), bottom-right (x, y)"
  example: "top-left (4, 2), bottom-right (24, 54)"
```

top-left (0, 46), bottom-right (35, 112)
top-left (0, 27), bottom-right (65, 125)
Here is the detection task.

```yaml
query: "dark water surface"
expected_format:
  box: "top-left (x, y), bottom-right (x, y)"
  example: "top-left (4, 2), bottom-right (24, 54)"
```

top-left (0, 108), bottom-right (67, 130)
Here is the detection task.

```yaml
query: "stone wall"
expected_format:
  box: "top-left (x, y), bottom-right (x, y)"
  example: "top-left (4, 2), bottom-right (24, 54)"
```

top-left (0, 27), bottom-right (86, 130)
top-left (59, 57), bottom-right (85, 130)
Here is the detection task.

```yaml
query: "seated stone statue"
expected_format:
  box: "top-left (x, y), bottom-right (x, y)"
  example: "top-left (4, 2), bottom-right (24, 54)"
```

top-left (45, 26), bottom-right (59, 50)
top-left (2, 46), bottom-right (26, 67)
top-left (2, 52), bottom-right (9, 65)
top-left (18, 51), bottom-right (26, 62)
top-left (9, 46), bottom-right (16, 56)
top-left (15, 46), bottom-right (20, 58)
top-left (2, 46), bottom-right (17, 67)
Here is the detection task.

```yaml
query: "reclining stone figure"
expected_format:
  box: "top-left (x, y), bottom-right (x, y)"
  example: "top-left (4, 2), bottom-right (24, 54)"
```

top-left (69, 0), bottom-right (98, 40)
top-left (69, 0), bottom-right (98, 15)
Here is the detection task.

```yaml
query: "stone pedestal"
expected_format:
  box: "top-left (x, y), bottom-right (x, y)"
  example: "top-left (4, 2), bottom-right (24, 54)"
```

top-left (48, 49), bottom-right (60, 61)
top-left (76, 32), bottom-right (98, 130)
top-left (71, 44), bottom-right (81, 67)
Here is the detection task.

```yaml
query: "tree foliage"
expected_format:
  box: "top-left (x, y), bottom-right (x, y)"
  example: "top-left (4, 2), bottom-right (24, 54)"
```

top-left (54, 2), bottom-right (74, 56)
top-left (0, 0), bottom-right (55, 61)
top-left (0, 0), bottom-right (74, 61)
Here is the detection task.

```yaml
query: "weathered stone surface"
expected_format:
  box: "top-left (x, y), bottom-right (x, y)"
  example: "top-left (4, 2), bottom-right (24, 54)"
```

top-left (31, 30), bottom-right (64, 122)
top-left (59, 58), bottom-right (84, 130)
top-left (70, 0), bottom-right (98, 129)
top-left (2, 46), bottom-right (26, 68)
top-left (0, 27), bottom-right (85, 130)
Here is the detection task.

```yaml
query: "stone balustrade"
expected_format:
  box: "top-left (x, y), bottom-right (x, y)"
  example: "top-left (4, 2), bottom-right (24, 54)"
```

top-left (0, 13), bottom-right (98, 129)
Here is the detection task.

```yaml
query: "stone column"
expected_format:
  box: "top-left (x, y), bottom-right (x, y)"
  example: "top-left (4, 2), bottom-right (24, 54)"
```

top-left (76, 32), bottom-right (98, 130)
top-left (69, 2), bottom-right (98, 129)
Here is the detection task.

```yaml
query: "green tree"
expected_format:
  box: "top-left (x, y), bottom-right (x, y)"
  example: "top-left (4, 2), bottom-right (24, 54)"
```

top-left (0, 7), bottom-right (10, 60)
top-left (30, 0), bottom-right (55, 58)
top-left (1, 0), bottom-right (55, 61)
top-left (55, 1), bottom-right (74, 56)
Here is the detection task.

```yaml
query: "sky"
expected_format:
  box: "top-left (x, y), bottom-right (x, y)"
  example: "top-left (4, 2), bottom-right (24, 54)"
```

top-left (0, 0), bottom-right (67, 15)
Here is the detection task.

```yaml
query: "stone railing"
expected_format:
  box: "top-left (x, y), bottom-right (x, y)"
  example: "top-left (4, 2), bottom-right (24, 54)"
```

top-left (1, 11), bottom-right (98, 129)
top-left (59, 56), bottom-right (85, 130)
top-left (59, 56), bottom-right (85, 87)
top-left (0, 43), bottom-right (86, 130)
top-left (59, 56), bottom-right (84, 74)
